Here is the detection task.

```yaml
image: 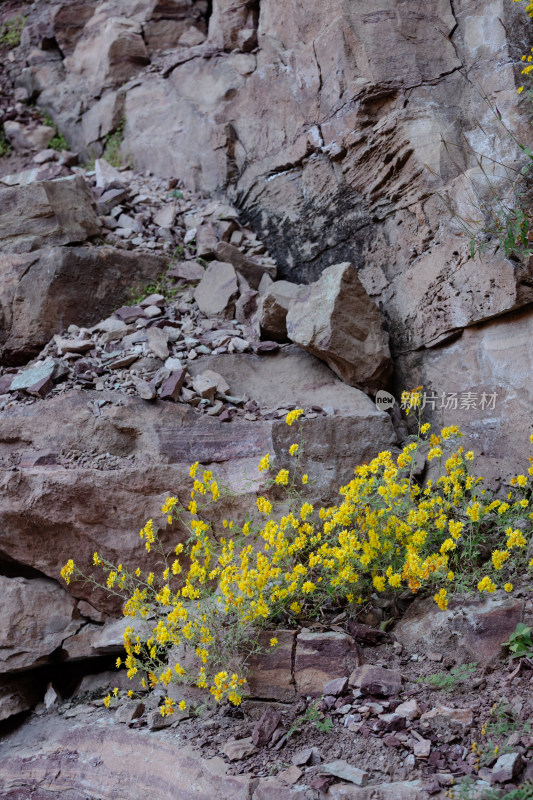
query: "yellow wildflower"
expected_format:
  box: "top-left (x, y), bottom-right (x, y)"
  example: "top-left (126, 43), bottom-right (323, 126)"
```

top-left (434, 588), bottom-right (448, 610)
top-left (285, 408), bottom-right (304, 426)
top-left (275, 469), bottom-right (289, 486)
top-left (477, 576), bottom-right (496, 593)
top-left (258, 453), bottom-right (270, 472)
top-left (60, 559), bottom-right (75, 585)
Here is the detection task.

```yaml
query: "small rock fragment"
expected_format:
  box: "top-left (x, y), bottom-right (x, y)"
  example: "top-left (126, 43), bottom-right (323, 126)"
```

top-left (147, 327), bottom-right (170, 359)
top-left (292, 747), bottom-right (321, 766)
top-left (412, 737), bottom-right (431, 759)
top-left (222, 737), bottom-right (258, 761)
top-left (115, 701), bottom-right (145, 725)
top-left (200, 369), bottom-right (230, 395)
top-left (322, 677), bottom-right (349, 697)
top-left (395, 698), bottom-right (421, 721)
top-left (420, 706), bottom-right (473, 729)
top-left (321, 759), bottom-right (369, 786)
top-left (115, 306), bottom-right (146, 323)
top-left (159, 370), bottom-right (186, 402)
top-left (140, 294), bottom-right (166, 308)
top-left (147, 709), bottom-right (174, 731)
top-left (168, 261), bottom-right (205, 283)
top-left (349, 664), bottom-right (402, 697)
top-left (26, 376), bottom-right (54, 399)
top-left (491, 752), bottom-right (523, 783)
top-left (194, 261), bottom-right (239, 318)
top-left (252, 707), bottom-right (282, 747)
top-left (10, 360), bottom-right (56, 391)
top-left (144, 305), bottom-right (162, 319)
top-left (277, 765), bottom-right (303, 785)
top-left (44, 683), bottom-right (60, 710)
top-left (192, 374), bottom-right (217, 401)
top-left (132, 377), bottom-right (156, 400)
top-left (95, 158), bottom-right (125, 190)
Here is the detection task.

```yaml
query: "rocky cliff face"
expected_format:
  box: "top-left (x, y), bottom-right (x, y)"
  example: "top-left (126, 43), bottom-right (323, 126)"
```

top-left (2, 1), bottom-right (533, 791)
top-left (11, 0), bottom-right (533, 479)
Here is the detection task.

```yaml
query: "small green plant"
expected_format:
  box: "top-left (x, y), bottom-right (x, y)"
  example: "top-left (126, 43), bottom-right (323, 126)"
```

top-left (471, 701), bottom-right (530, 772)
top-left (0, 15), bottom-right (26, 49)
top-left (503, 623), bottom-right (533, 659)
top-left (449, 778), bottom-right (533, 800)
top-left (126, 265), bottom-right (181, 306)
top-left (104, 119), bottom-right (126, 168)
top-left (0, 126), bottom-right (12, 158)
top-left (287, 701), bottom-right (333, 740)
top-left (41, 112), bottom-right (69, 151)
top-left (417, 662), bottom-right (477, 692)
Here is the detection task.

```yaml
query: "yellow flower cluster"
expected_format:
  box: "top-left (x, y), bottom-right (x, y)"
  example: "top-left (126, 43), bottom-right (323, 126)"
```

top-left (60, 559), bottom-right (74, 584)
top-left (513, 0), bottom-right (533, 91)
top-left (60, 396), bottom-right (533, 716)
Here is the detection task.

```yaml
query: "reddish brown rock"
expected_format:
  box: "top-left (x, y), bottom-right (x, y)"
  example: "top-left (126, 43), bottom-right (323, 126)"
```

top-left (247, 630), bottom-right (296, 703)
top-left (0, 575), bottom-right (80, 673)
top-left (286, 263), bottom-right (392, 394)
top-left (294, 631), bottom-right (357, 697)
top-left (349, 665), bottom-right (402, 697)
top-left (394, 594), bottom-right (525, 664)
top-left (0, 175), bottom-right (99, 254)
top-left (159, 370), bottom-right (186, 401)
top-left (0, 247), bottom-right (165, 365)
top-left (252, 707), bottom-right (282, 747)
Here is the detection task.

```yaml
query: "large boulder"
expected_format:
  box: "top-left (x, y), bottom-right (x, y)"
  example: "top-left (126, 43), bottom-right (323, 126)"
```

top-left (286, 263), bottom-right (392, 394)
top-left (394, 593), bottom-right (525, 664)
top-left (259, 280), bottom-right (304, 343)
top-left (64, 15), bottom-right (150, 91)
top-left (0, 576), bottom-right (80, 673)
top-left (0, 176), bottom-right (100, 254)
top-left (0, 246), bottom-right (166, 364)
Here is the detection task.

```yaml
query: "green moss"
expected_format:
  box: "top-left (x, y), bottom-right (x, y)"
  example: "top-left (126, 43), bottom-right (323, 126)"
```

top-left (103, 119), bottom-right (126, 168)
top-left (41, 112), bottom-right (69, 152)
top-left (0, 15), bottom-right (27, 50)
top-left (0, 127), bottom-right (12, 158)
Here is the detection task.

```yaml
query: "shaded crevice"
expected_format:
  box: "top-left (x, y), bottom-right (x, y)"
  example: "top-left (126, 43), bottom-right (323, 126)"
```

top-left (290, 629), bottom-right (297, 688)
top-left (448, 0), bottom-right (459, 41)
top-left (0, 556), bottom-right (52, 581)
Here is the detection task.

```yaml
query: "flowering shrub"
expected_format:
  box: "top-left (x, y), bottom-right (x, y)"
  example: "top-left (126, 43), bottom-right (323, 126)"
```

top-left (61, 393), bottom-right (533, 715)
